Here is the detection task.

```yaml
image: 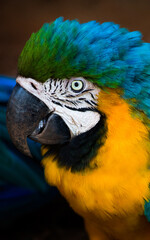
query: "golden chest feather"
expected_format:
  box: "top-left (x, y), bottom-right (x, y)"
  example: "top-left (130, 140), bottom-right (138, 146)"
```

top-left (42, 90), bottom-right (150, 221)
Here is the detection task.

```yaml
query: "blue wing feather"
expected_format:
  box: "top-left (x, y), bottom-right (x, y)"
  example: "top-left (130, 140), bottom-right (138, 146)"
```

top-left (144, 200), bottom-right (150, 222)
top-left (0, 76), bottom-right (58, 224)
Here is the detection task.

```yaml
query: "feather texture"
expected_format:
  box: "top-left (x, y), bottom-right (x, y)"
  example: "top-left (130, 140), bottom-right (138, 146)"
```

top-left (18, 18), bottom-right (150, 120)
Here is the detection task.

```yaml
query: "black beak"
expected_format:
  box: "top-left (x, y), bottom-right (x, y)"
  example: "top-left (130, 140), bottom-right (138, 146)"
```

top-left (6, 83), bottom-right (71, 157)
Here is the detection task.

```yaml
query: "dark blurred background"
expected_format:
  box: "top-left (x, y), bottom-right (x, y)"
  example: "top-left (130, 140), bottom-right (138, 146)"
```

top-left (1, 0), bottom-right (150, 239)
top-left (1, 0), bottom-right (150, 77)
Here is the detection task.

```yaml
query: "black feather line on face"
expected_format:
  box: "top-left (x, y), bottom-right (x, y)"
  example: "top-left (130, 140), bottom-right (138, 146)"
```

top-left (52, 100), bottom-right (63, 107)
top-left (43, 111), bottom-right (107, 172)
top-left (64, 106), bottom-right (99, 112)
top-left (78, 98), bottom-right (86, 100)
top-left (49, 79), bottom-right (52, 91)
top-left (65, 94), bottom-right (75, 98)
top-left (65, 99), bottom-right (78, 106)
top-left (53, 85), bottom-right (58, 93)
top-left (54, 80), bottom-right (57, 87)
top-left (61, 91), bottom-right (67, 96)
top-left (82, 89), bottom-right (94, 94)
top-left (60, 87), bottom-right (62, 92)
top-left (90, 93), bottom-right (95, 100)
top-left (84, 100), bottom-right (93, 106)
top-left (52, 96), bottom-right (66, 102)
top-left (65, 80), bottom-right (69, 89)
top-left (91, 100), bottom-right (98, 106)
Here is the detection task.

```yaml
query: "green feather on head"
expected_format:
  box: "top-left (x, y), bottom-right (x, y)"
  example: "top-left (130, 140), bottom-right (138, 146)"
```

top-left (18, 17), bottom-right (130, 87)
top-left (18, 17), bottom-right (150, 120)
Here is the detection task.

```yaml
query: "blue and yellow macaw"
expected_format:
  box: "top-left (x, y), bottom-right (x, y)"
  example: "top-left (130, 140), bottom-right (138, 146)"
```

top-left (6, 18), bottom-right (150, 239)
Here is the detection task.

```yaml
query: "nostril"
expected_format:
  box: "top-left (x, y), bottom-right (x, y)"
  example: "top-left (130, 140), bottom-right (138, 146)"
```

top-left (31, 82), bottom-right (37, 90)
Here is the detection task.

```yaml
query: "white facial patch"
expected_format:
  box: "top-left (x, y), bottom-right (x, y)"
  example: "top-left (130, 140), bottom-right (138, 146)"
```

top-left (16, 76), bottom-right (101, 137)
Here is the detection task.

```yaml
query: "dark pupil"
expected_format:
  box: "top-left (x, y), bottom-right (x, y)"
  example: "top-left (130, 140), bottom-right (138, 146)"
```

top-left (74, 82), bottom-right (79, 87)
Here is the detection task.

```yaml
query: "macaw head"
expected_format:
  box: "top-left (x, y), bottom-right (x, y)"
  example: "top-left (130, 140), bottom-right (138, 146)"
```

top-left (7, 18), bottom-right (150, 172)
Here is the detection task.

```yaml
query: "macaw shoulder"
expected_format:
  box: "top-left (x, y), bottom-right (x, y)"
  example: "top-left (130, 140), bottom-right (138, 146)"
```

top-left (42, 90), bottom-right (150, 219)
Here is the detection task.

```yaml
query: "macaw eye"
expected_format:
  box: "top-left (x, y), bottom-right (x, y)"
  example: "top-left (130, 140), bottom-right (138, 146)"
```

top-left (71, 80), bottom-right (84, 93)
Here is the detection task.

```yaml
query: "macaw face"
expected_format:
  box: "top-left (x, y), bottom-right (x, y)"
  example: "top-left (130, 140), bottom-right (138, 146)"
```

top-left (7, 76), bottom-right (102, 159)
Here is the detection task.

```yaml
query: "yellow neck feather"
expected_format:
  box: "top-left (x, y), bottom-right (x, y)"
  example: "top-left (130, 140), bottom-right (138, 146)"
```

top-left (42, 89), bottom-right (150, 219)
